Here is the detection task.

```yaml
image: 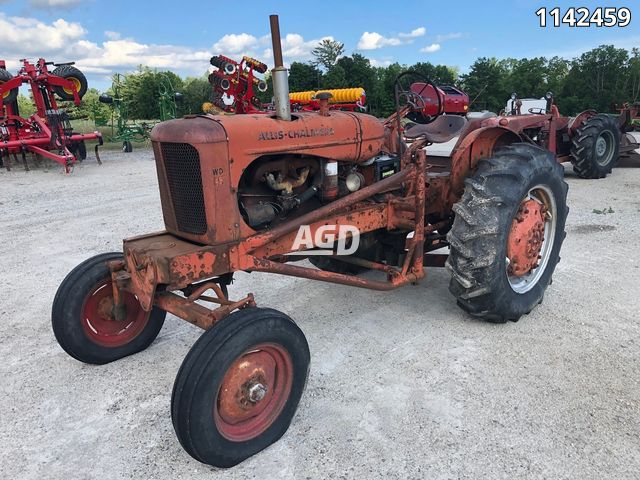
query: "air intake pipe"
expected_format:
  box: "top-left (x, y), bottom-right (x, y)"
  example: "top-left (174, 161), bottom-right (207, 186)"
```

top-left (269, 14), bottom-right (291, 121)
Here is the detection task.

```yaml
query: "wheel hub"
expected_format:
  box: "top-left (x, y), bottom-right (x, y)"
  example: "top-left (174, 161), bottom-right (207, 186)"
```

top-left (507, 199), bottom-right (547, 277)
top-left (214, 343), bottom-right (293, 442)
top-left (217, 351), bottom-right (277, 425)
top-left (596, 135), bottom-right (607, 157)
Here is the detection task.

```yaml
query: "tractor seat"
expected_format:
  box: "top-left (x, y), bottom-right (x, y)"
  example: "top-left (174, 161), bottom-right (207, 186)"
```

top-left (404, 115), bottom-right (468, 143)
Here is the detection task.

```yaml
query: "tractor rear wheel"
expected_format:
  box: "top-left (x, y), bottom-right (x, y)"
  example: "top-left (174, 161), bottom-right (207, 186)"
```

top-left (51, 65), bottom-right (88, 101)
top-left (52, 252), bottom-right (166, 364)
top-left (0, 68), bottom-right (19, 104)
top-left (570, 114), bottom-right (620, 178)
top-left (447, 143), bottom-right (568, 323)
top-left (171, 307), bottom-right (310, 468)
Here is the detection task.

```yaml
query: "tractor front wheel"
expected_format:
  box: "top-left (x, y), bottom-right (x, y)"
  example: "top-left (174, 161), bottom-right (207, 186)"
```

top-left (52, 252), bottom-right (166, 364)
top-left (447, 143), bottom-right (568, 323)
top-left (122, 141), bottom-right (133, 153)
top-left (171, 307), bottom-right (310, 468)
top-left (570, 114), bottom-right (620, 178)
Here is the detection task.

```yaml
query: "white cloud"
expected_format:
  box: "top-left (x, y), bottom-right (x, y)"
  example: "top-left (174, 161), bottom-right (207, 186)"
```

top-left (357, 27), bottom-right (425, 50)
top-left (399, 27), bottom-right (426, 39)
top-left (435, 32), bottom-right (464, 42)
top-left (369, 58), bottom-right (393, 68)
top-left (420, 43), bottom-right (441, 53)
top-left (212, 33), bottom-right (259, 55)
top-left (29, 0), bottom-right (83, 8)
top-left (0, 13), bottom-right (336, 84)
top-left (0, 14), bottom-right (86, 57)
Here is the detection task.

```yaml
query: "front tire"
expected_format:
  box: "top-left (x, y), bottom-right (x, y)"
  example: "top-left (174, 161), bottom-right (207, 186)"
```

top-left (122, 140), bottom-right (133, 153)
top-left (570, 114), bottom-right (620, 178)
top-left (52, 252), bottom-right (166, 364)
top-left (446, 143), bottom-right (568, 323)
top-left (171, 307), bottom-right (310, 468)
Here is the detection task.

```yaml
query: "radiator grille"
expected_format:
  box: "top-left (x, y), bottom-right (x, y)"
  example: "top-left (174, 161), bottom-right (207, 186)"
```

top-left (160, 143), bottom-right (207, 235)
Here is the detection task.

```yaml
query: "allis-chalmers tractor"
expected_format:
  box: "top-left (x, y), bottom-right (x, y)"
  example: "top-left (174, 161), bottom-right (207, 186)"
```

top-left (0, 58), bottom-right (102, 172)
top-left (53, 16), bottom-right (570, 467)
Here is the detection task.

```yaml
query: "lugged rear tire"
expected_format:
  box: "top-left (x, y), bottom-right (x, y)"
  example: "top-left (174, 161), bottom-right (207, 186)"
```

top-left (570, 114), bottom-right (620, 178)
top-left (446, 143), bottom-right (569, 323)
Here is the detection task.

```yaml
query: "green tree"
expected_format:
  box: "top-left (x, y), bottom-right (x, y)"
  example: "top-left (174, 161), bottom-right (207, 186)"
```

top-left (312, 39), bottom-right (345, 70)
top-left (16, 93), bottom-right (36, 117)
top-left (564, 45), bottom-right (629, 112)
top-left (460, 57), bottom-right (509, 111)
top-left (182, 75), bottom-right (211, 114)
top-left (321, 64), bottom-right (347, 89)
top-left (336, 54), bottom-right (376, 94)
top-left (288, 62), bottom-right (321, 92)
top-left (504, 57), bottom-right (548, 98)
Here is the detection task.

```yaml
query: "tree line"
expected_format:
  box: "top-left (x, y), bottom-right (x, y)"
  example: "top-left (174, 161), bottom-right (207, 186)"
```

top-left (15, 44), bottom-right (640, 121)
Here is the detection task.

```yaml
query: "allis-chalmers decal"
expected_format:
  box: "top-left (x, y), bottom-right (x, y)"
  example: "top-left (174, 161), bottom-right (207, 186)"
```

top-left (258, 127), bottom-right (335, 141)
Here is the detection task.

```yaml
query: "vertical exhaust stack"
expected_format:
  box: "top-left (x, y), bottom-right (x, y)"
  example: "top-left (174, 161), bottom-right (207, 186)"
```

top-left (269, 15), bottom-right (291, 121)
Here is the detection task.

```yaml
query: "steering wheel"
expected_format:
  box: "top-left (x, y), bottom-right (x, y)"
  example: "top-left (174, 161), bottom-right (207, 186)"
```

top-left (394, 71), bottom-right (442, 125)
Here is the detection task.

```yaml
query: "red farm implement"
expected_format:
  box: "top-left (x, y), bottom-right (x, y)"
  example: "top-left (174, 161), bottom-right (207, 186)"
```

top-left (207, 55), bottom-right (269, 114)
top-left (206, 54), bottom-right (367, 114)
top-left (0, 58), bottom-right (103, 172)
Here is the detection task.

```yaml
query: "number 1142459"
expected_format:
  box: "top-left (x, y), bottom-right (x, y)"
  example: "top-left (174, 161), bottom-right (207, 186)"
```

top-left (536, 7), bottom-right (631, 28)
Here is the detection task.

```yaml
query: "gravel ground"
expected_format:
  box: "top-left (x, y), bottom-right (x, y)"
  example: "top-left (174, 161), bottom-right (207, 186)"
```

top-left (1, 144), bottom-right (639, 480)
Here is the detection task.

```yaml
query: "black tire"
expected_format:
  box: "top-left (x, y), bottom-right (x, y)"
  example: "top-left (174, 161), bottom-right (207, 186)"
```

top-left (570, 114), bottom-right (620, 179)
top-left (76, 140), bottom-right (87, 160)
top-left (51, 65), bottom-right (88, 100)
top-left (0, 68), bottom-right (19, 104)
top-left (122, 140), bottom-right (133, 153)
top-left (446, 143), bottom-right (568, 323)
top-left (52, 252), bottom-right (166, 364)
top-left (171, 307), bottom-right (310, 468)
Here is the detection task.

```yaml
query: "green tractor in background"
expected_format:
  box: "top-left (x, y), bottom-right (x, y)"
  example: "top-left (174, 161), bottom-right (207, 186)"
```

top-left (96, 73), bottom-right (183, 152)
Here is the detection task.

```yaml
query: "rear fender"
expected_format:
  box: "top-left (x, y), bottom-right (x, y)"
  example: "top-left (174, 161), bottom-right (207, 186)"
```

top-left (449, 126), bottom-right (521, 200)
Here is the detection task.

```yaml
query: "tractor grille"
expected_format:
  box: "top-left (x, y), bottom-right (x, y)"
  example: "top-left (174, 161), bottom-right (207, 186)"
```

top-left (160, 143), bottom-right (207, 235)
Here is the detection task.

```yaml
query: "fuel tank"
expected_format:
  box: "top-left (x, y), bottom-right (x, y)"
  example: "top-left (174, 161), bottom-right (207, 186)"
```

top-left (150, 111), bottom-right (386, 246)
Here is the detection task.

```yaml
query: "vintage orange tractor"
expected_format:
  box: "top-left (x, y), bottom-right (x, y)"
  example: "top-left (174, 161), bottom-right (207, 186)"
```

top-left (52, 16), bottom-right (569, 467)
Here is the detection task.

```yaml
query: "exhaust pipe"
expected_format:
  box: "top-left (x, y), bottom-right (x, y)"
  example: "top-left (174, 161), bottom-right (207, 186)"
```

top-left (269, 14), bottom-right (291, 121)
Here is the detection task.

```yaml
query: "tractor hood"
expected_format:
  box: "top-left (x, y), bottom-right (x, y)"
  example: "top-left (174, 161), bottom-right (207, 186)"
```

top-left (150, 111), bottom-right (386, 163)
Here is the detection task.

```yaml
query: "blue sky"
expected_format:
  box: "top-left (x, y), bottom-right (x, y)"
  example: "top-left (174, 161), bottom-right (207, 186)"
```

top-left (1, 0), bottom-right (638, 90)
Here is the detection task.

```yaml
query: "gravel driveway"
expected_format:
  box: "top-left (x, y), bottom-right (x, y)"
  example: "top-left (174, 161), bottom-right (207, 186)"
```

top-left (1, 147), bottom-right (639, 479)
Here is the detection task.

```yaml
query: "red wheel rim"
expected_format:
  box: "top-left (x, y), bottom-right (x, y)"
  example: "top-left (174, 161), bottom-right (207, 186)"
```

top-left (81, 279), bottom-right (149, 347)
top-left (506, 198), bottom-right (546, 277)
top-left (214, 343), bottom-right (293, 442)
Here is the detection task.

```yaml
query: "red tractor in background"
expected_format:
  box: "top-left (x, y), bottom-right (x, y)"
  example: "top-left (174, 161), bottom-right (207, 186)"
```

top-left (489, 92), bottom-right (640, 178)
top-left (0, 58), bottom-right (103, 172)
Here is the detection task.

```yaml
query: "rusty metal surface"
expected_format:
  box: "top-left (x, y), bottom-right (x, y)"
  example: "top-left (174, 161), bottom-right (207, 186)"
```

top-left (507, 199), bottom-right (547, 276)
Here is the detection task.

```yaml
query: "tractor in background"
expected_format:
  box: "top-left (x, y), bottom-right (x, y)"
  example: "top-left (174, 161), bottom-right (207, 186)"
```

top-left (0, 58), bottom-right (102, 172)
top-left (490, 92), bottom-right (640, 178)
